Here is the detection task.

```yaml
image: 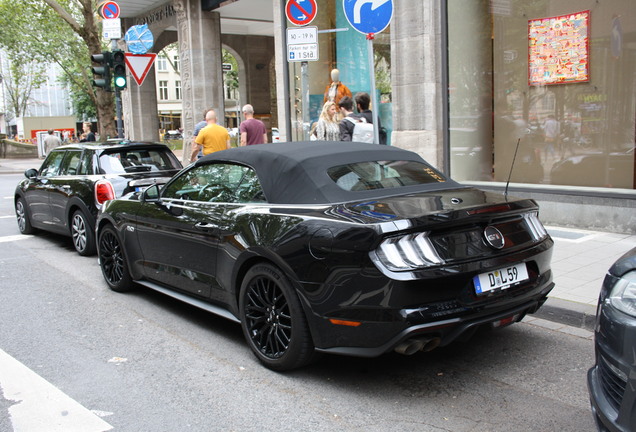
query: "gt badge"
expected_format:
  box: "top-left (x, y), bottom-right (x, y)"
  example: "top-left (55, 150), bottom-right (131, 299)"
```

top-left (484, 226), bottom-right (504, 249)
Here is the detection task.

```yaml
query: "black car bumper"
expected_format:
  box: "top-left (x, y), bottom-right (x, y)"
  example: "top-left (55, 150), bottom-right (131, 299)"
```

top-left (315, 296), bottom-right (549, 357)
top-left (587, 298), bottom-right (636, 432)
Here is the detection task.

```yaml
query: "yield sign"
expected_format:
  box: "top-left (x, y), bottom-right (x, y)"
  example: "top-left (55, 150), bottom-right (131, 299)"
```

top-left (124, 53), bottom-right (157, 86)
top-left (285, 0), bottom-right (317, 26)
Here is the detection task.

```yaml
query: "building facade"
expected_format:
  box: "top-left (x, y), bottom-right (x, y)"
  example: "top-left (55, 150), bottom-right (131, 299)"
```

top-left (117, 0), bottom-right (635, 232)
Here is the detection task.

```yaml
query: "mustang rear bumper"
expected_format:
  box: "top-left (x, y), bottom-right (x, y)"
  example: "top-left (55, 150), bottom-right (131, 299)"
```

top-left (315, 291), bottom-right (551, 357)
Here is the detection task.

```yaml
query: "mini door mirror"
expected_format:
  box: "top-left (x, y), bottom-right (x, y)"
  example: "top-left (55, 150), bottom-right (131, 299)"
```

top-left (142, 184), bottom-right (160, 202)
top-left (24, 168), bottom-right (38, 179)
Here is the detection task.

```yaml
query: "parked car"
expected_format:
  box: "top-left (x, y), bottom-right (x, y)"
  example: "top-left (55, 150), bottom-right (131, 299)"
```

top-left (96, 141), bottom-right (554, 371)
top-left (588, 247), bottom-right (636, 432)
top-left (272, 127), bottom-right (280, 142)
top-left (550, 146), bottom-right (634, 188)
top-left (14, 141), bottom-right (182, 256)
top-left (163, 130), bottom-right (182, 140)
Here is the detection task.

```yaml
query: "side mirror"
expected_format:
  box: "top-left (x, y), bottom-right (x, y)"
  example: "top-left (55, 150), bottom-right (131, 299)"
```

top-left (24, 168), bottom-right (38, 179)
top-left (141, 184), bottom-right (161, 203)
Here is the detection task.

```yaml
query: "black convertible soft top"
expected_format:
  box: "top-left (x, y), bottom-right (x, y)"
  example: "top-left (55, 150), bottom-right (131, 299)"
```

top-left (195, 141), bottom-right (461, 204)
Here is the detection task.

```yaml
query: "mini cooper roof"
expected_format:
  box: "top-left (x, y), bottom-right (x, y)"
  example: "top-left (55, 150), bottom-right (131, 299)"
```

top-left (195, 141), bottom-right (463, 204)
top-left (54, 141), bottom-right (171, 152)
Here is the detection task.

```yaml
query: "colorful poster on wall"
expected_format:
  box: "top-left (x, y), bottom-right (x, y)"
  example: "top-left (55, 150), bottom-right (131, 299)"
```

top-left (528, 10), bottom-right (590, 86)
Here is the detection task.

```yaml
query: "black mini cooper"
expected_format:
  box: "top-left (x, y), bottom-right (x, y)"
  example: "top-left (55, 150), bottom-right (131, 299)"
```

top-left (14, 141), bottom-right (182, 255)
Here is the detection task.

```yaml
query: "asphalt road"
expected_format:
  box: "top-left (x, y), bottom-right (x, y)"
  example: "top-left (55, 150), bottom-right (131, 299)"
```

top-left (0, 173), bottom-right (596, 432)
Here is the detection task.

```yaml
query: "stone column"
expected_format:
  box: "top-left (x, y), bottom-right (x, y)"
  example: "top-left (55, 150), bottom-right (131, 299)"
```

top-left (174, 0), bottom-right (224, 163)
top-left (391, 2), bottom-right (445, 169)
top-left (119, 21), bottom-right (161, 142)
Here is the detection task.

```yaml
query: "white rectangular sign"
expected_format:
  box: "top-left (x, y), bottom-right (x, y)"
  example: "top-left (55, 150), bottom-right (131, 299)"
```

top-left (288, 44), bottom-right (319, 62)
top-left (102, 18), bottom-right (122, 39)
top-left (287, 26), bottom-right (319, 62)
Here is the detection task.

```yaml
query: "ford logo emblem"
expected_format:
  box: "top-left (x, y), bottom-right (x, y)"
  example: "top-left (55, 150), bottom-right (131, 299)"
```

top-left (484, 226), bottom-right (505, 249)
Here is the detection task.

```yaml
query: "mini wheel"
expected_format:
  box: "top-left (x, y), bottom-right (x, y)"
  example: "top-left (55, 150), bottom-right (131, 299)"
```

top-left (239, 263), bottom-right (315, 371)
top-left (98, 225), bottom-right (134, 292)
top-left (15, 197), bottom-right (36, 234)
top-left (71, 210), bottom-right (96, 256)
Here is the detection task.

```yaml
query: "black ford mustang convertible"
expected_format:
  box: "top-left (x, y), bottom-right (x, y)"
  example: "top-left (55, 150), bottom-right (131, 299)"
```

top-left (96, 141), bottom-right (554, 370)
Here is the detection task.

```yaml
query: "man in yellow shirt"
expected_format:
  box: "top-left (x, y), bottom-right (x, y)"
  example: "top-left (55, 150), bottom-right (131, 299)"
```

top-left (190, 109), bottom-right (230, 162)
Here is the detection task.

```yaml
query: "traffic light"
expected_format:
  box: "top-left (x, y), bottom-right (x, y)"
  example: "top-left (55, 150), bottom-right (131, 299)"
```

top-left (112, 49), bottom-right (127, 90)
top-left (91, 51), bottom-right (111, 92)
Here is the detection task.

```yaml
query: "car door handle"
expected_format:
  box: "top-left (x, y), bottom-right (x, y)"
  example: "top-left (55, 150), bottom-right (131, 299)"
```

top-left (194, 222), bottom-right (217, 231)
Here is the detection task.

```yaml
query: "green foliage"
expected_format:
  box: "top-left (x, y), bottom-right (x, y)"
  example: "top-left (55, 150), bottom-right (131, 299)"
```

top-left (0, 0), bottom-right (99, 119)
top-left (223, 49), bottom-right (239, 93)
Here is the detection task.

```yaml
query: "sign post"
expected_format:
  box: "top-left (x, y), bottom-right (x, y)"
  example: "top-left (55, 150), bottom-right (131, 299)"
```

top-left (343, 0), bottom-right (393, 144)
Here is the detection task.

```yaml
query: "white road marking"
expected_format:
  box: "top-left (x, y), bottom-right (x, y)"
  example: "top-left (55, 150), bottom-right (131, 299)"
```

top-left (0, 348), bottom-right (113, 432)
top-left (0, 215), bottom-right (16, 218)
top-left (0, 235), bottom-right (29, 243)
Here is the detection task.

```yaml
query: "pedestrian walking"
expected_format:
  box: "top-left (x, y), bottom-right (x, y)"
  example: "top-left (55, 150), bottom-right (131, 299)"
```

top-left (240, 104), bottom-right (267, 146)
top-left (43, 130), bottom-right (62, 155)
top-left (191, 109), bottom-right (230, 161)
top-left (354, 92), bottom-right (387, 144)
top-left (314, 101), bottom-right (340, 141)
top-left (542, 114), bottom-right (559, 163)
top-left (337, 96), bottom-right (361, 141)
top-left (80, 122), bottom-right (96, 142)
top-left (192, 108), bottom-right (212, 160)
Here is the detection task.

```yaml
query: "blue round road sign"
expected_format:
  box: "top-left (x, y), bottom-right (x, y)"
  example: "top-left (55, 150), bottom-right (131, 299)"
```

top-left (286, 0), bottom-right (317, 26)
top-left (124, 24), bottom-right (154, 55)
top-left (101, 1), bottom-right (120, 19)
top-left (343, 0), bottom-right (393, 34)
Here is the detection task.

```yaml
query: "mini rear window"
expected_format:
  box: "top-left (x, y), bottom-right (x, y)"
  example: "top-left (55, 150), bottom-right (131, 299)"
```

top-left (327, 160), bottom-right (446, 192)
top-left (99, 149), bottom-right (179, 174)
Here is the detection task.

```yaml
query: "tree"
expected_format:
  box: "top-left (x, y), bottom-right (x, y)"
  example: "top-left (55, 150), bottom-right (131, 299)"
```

top-left (0, 52), bottom-right (47, 119)
top-left (0, 0), bottom-right (116, 138)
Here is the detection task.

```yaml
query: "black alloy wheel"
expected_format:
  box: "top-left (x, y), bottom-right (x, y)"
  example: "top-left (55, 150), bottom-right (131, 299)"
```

top-left (98, 225), bottom-right (133, 292)
top-left (15, 198), bottom-right (36, 234)
top-left (239, 263), bottom-right (315, 371)
top-left (71, 210), bottom-right (96, 256)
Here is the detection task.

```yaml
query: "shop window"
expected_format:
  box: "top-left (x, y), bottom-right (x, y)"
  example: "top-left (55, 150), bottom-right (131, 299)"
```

top-left (448, 1), bottom-right (635, 190)
top-left (287, 0), bottom-right (392, 144)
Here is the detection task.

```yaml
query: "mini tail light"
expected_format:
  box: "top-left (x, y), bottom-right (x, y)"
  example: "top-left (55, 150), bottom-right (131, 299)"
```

top-left (374, 232), bottom-right (444, 271)
top-left (95, 179), bottom-right (115, 206)
top-left (523, 212), bottom-right (548, 241)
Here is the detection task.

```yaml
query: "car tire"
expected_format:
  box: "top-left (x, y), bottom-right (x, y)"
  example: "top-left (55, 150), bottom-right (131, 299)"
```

top-left (239, 263), bottom-right (315, 371)
top-left (98, 225), bottom-right (134, 293)
top-left (15, 197), bottom-right (36, 234)
top-left (71, 210), bottom-right (96, 256)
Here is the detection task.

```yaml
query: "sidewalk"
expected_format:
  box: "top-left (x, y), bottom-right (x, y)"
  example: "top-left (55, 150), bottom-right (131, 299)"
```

top-left (1, 156), bottom-right (634, 331)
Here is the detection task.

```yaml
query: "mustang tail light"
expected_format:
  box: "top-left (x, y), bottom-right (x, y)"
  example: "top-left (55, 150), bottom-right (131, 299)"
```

top-left (523, 212), bottom-right (548, 241)
top-left (95, 179), bottom-right (116, 206)
top-left (374, 232), bottom-right (444, 271)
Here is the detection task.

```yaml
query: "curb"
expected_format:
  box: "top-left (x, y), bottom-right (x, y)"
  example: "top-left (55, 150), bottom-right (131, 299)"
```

top-left (533, 297), bottom-right (597, 332)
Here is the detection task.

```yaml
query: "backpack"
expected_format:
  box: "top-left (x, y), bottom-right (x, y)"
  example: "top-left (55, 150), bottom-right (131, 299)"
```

top-left (345, 116), bottom-right (375, 144)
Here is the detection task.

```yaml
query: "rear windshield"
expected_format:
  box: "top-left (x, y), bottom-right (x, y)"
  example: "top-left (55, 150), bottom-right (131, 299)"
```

top-left (327, 160), bottom-right (446, 192)
top-left (98, 149), bottom-right (180, 174)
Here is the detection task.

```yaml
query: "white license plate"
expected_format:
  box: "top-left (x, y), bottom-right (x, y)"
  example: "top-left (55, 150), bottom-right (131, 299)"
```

top-left (473, 263), bottom-right (529, 295)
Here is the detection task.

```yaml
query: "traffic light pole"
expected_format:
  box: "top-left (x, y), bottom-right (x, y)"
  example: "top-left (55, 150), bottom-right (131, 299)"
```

top-left (111, 40), bottom-right (124, 139)
top-left (115, 86), bottom-right (123, 139)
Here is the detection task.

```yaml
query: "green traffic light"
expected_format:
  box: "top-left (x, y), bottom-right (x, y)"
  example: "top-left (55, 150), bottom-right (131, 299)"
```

top-left (114, 76), bottom-right (127, 88)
